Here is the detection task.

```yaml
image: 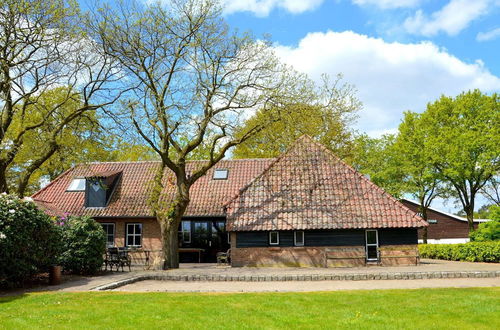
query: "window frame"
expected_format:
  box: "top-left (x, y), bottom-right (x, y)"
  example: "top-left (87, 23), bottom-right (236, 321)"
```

top-left (294, 231), bottom-right (305, 246)
top-left (365, 229), bottom-right (379, 261)
top-left (101, 223), bottom-right (115, 247)
top-left (125, 223), bottom-right (142, 247)
top-left (213, 169), bottom-right (229, 180)
top-left (269, 231), bottom-right (279, 245)
top-left (66, 178), bottom-right (86, 191)
top-left (427, 219), bottom-right (438, 224)
top-left (180, 221), bottom-right (191, 243)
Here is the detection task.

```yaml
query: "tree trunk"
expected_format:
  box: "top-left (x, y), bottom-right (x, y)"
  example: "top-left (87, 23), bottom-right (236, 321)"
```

top-left (160, 221), bottom-right (180, 269)
top-left (0, 164), bottom-right (8, 193)
top-left (464, 202), bottom-right (475, 233)
top-left (422, 227), bottom-right (428, 244)
top-left (419, 203), bottom-right (428, 244)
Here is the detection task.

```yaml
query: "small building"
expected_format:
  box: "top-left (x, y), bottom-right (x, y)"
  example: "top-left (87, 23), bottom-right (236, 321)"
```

top-left (400, 199), bottom-right (488, 244)
top-left (33, 136), bottom-right (427, 267)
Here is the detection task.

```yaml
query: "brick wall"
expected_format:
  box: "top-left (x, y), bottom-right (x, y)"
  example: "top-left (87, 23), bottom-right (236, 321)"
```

top-left (401, 201), bottom-right (478, 240)
top-left (230, 233), bottom-right (419, 267)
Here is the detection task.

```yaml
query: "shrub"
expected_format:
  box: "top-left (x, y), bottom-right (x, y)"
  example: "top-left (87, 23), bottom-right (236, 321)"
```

top-left (59, 216), bottom-right (106, 275)
top-left (0, 194), bottom-right (61, 288)
top-left (470, 205), bottom-right (499, 242)
top-left (419, 242), bottom-right (500, 263)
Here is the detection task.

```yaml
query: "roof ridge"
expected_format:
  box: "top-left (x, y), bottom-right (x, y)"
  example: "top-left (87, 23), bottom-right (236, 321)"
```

top-left (304, 137), bottom-right (426, 226)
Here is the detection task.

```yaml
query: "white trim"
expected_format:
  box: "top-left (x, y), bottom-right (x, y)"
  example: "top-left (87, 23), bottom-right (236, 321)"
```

top-left (401, 199), bottom-right (490, 223)
top-left (294, 231), bottom-right (304, 246)
top-left (269, 231), bottom-right (279, 245)
top-left (365, 229), bottom-right (379, 261)
top-left (419, 238), bottom-right (470, 244)
top-left (101, 223), bottom-right (115, 247)
top-left (126, 223), bottom-right (142, 247)
top-left (180, 221), bottom-right (191, 243)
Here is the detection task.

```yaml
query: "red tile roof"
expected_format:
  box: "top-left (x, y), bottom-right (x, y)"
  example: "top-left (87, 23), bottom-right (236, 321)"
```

top-left (32, 159), bottom-right (274, 218)
top-left (225, 136), bottom-right (427, 231)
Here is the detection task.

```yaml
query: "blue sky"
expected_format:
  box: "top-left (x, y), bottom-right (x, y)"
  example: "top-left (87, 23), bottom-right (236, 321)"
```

top-left (223, 0), bottom-right (500, 137)
top-left (222, 0), bottom-right (500, 213)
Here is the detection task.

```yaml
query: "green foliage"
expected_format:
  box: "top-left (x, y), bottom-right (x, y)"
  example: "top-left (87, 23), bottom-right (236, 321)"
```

top-left (420, 90), bottom-right (500, 224)
top-left (59, 216), bottom-right (106, 275)
top-left (0, 194), bottom-right (61, 288)
top-left (419, 242), bottom-right (500, 262)
top-left (470, 205), bottom-right (500, 242)
top-left (233, 96), bottom-right (360, 161)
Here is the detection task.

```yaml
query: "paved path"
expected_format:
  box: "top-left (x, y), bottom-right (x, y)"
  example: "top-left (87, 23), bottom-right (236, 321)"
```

top-left (113, 277), bottom-right (500, 292)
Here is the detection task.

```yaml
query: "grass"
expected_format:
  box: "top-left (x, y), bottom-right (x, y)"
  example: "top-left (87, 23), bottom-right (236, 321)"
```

top-left (0, 288), bottom-right (499, 329)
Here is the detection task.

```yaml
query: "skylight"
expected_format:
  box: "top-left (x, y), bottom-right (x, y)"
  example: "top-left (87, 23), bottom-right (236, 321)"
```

top-left (213, 169), bottom-right (228, 180)
top-left (67, 178), bottom-right (86, 191)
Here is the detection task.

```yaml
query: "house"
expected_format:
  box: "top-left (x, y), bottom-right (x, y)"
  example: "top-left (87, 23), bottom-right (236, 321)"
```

top-left (400, 199), bottom-right (488, 244)
top-left (33, 136), bottom-right (427, 267)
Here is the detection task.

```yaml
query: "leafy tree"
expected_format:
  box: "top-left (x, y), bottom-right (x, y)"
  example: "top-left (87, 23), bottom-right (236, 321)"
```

top-left (391, 112), bottom-right (448, 242)
top-left (233, 76), bottom-right (361, 160)
top-left (469, 205), bottom-right (500, 242)
top-left (0, 0), bottom-right (125, 196)
top-left (421, 90), bottom-right (500, 232)
top-left (90, 0), bottom-right (334, 269)
top-left (481, 177), bottom-right (500, 206)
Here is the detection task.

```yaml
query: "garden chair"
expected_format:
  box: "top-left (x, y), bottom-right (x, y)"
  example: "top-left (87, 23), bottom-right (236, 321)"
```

top-left (104, 247), bottom-right (121, 271)
top-left (216, 248), bottom-right (231, 266)
top-left (117, 247), bottom-right (132, 272)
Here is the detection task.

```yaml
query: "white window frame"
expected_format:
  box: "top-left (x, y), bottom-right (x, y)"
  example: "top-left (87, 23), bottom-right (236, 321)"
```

top-left (101, 223), bottom-right (115, 247)
top-left (269, 231), bottom-right (279, 245)
top-left (294, 231), bottom-right (304, 246)
top-left (365, 229), bottom-right (379, 261)
top-left (180, 221), bottom-right (191, 243)
top-left (67, 178), bottom-right (86, 191)
top-left (213, 169), bottom-right (229, 180)
top-left (428, 219), bottom-right (438, 224)
top-left (126, 223), bottom-right (142, 247)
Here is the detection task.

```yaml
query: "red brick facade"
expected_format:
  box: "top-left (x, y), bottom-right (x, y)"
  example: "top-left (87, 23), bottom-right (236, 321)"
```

top-left (401, 200), bottom-right (478, 240)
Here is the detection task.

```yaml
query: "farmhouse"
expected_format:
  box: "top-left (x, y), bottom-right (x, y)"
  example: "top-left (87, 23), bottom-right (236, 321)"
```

top-left (400, 199), bottom-right (488, 244)
top-left (33, 136), bottom-right (427, 267)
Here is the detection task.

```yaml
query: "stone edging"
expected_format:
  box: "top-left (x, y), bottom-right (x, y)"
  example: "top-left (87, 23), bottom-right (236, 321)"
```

top-left (93, 270), bottom-right (500, 291)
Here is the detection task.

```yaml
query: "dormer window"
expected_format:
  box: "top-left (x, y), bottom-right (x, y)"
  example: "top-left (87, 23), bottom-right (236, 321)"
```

top-left (67, 178), bottom-right (86, 191)
top-left (213, 169), bottom-right (228, 180)
top-left (84, 171), bottom-right (122, 208)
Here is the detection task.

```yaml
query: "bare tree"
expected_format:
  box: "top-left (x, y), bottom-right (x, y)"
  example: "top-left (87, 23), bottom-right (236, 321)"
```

top-left (481, 176), bottom-right (500, 206)
top-left (90, 0), bottom-right (332, 269)
top-left (0, 0), bottom-right (125, 196)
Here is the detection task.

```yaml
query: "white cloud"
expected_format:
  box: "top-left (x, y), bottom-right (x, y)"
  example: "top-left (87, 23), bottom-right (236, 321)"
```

top-left (222, 0), bottom-right (324, 17)
top-left (477, 27), bottom-right (500, 41)
top-left (352, 0), bottom-right (422, 9)
top-left (404, 0), bottom-right (493, 36)
top-left (274, 30), bottom-right (500, 137)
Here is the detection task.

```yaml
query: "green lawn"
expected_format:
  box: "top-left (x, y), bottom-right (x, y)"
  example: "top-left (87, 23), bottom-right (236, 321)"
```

top-left (0, 288), bottom-right (499, 329)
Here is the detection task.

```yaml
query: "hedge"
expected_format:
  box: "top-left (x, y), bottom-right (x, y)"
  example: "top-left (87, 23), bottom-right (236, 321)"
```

top-left (419, 242), bottom-right (500, 263)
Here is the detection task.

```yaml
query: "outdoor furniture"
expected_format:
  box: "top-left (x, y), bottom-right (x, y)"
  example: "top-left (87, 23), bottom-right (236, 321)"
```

top-left (216, 249), bottom-right (231, 265)
top-left (179, 248), bottom-right (205, 263)
top-left (104, 247), bottom-right (131, 272)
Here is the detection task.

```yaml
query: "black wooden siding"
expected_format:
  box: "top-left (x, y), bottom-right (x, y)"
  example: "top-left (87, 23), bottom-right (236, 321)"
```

top-left (235, 228), bottom-right (417, 248)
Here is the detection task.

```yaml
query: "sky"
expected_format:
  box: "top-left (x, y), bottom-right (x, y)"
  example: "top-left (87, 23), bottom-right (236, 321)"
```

top-left (223, 0), bottom-right (500, 137)
top-left (221, 0), bottom-right (500, 213)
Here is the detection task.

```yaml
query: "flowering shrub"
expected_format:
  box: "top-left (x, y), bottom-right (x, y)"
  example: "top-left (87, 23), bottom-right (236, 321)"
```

top-left (0, 194), bottom-right (62, 288)
top-left (59, 216), bottom-right (106, 275)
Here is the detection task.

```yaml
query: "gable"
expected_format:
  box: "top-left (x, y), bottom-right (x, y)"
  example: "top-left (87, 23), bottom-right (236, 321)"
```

top-left (226, 136), bottom-right (427, 231)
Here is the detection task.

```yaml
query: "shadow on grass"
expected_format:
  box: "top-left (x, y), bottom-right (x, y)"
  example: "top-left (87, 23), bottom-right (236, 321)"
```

top-left (0, 292), bottom-right (28, 304)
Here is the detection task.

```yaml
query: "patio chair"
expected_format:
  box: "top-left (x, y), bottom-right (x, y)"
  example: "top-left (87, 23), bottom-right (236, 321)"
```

top-left (117, 247), bottom-right (132, 272)
top-left (216, 248), bottom-right (231, 266)
top-left (104, 247), bottom-right (121, 271)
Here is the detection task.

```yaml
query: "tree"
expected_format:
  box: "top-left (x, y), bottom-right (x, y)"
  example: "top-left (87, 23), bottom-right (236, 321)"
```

top-left (391, 112), bottom-right (447, 243)
top-left (481, 177), bottom-right (500, 206)
top-left (232, 75), bottom-right (361, 160)
top-left (0, 0), bottom-right (125, 196)
top-left (421, 90), bottom-right (500, 232)
top-left (90, 0), bottom-right (328, 269)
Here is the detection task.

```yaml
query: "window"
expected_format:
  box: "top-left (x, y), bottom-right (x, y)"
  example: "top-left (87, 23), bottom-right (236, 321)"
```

top-left (365, 230), bottom-right (379, 261)
top-left (428, 219), bottom-right (438, 224)
top-left (269, 231), bottom-right (279, 245)
top-left (213, 169), bottom-right (228, 180)
top-left (180, 221), bottom-right (191, 243)
top-left (101, 223), bottom-right (115, 247)
top-left (67, 178), bottom-right (85, 191)
top-left (126, 223), bottom-right (142, 247)
top-left (294, 231), bottom-right (304, 246)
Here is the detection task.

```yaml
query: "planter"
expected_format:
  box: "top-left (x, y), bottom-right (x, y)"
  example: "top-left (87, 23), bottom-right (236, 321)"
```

top-left (49, 265), bottom-right (62, 285)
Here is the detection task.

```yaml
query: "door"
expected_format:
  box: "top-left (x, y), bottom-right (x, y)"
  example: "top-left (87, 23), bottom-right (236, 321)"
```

top-left (365, 230), bottom-right (379, 262)
top-left (179, 220), bottom-right (229, 262)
